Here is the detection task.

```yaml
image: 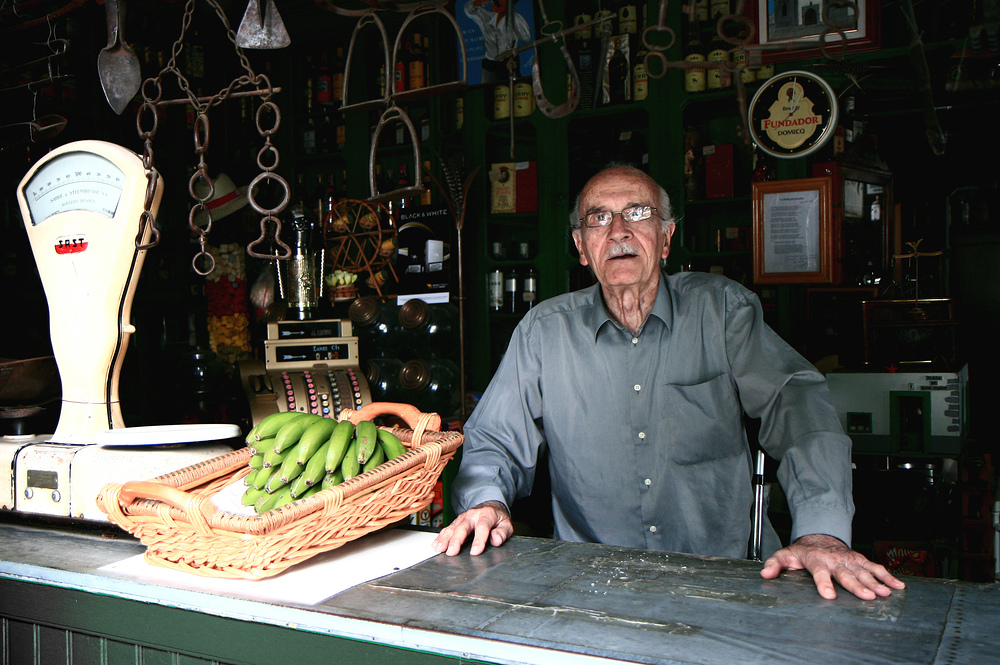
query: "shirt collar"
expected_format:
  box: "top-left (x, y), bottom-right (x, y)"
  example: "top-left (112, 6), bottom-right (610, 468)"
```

top-left (584, 272), bottom-right (674, 341)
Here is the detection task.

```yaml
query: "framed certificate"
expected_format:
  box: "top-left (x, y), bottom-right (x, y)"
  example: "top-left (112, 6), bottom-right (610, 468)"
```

top-left (753, 176), bottom-right (836, 284)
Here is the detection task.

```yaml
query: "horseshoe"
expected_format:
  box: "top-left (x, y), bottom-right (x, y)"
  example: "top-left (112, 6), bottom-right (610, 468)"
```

top-left (531, 43), bottom-right (579, 119)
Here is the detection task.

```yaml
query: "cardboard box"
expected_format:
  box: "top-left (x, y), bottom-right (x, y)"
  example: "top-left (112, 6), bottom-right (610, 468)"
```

top-left (490, 162), bottom-right (538, 213)
top-left (703, 144), bottom-right (734, 199)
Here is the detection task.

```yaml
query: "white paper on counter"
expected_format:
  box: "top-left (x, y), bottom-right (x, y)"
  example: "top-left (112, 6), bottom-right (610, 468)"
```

top-left (99, 528), bottom-right (439, 605)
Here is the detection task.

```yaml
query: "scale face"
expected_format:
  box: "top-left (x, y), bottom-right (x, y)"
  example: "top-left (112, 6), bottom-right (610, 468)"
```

top-left (16, 140), bottom-right (163, 444)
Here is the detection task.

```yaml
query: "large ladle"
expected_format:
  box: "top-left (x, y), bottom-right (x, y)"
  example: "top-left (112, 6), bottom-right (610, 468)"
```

top-left (97, 0), bottom-right (142, 115)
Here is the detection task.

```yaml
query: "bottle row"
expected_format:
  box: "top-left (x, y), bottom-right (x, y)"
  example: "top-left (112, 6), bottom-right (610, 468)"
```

top-left (487, 267), bottom-right (539, 314)
top-left (349, 297), bottom-right (460, 361)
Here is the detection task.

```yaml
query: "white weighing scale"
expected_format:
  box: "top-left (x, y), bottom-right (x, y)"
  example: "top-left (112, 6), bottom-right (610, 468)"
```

top-left (0, 140), bottom-right (235, 521)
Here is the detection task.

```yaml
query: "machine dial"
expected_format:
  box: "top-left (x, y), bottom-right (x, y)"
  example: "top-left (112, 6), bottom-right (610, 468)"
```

top-left (21, 151), bottom-right (126, 225)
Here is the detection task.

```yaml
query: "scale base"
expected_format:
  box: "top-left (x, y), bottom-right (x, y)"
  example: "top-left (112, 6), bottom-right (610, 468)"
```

top-left (0, 436), bottom-right (234, 521)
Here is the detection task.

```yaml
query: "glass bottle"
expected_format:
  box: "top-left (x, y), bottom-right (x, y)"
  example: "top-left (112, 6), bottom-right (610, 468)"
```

top-left (706, 31), bottom-right (730, 90)
top-left (488, 269), bottom-right (504, 311)
top-left (398, 359), bottom-right (460, 416)
top-left (398, 299), bottom-right (459, 359)
top-left (366, 357), bottom-right (405, 403)
top-left (608, 36), bottom-right (630, 105)
top-left (349, 296), bottom-right (402, 361)
top-left (408, 34), bottom-right (426, 90)
top-left (520, 266), bottom-right (538, 312)
top-left (684, 18), bottom-right (706, 94)
top-left (314, 50), bottom-right (332, 106)
top-left (504, 269), bottom-right (519, 313)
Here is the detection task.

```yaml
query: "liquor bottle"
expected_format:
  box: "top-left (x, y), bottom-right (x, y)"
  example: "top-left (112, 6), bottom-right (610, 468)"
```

top-left (421, 160), bottom-right (433, 205)
top-left (394, 40), bottom-right (410, 93)
top-left (519, 266), bottom-right (538, 312)
top-left (710, 0), bottom-right (729, 20)
top-left (504, 269), bottom-right (519, 313)
top-left (332, 46), bottom-right (346, 105)
top-left (570, 29), bottom-right (597, 109)
top-left (750, 147), bottom-right (775, 183)
top-left (618, 2), bottom-right (638, 44)
top-left (693, 0), bottom-right (709, 22)
top-left (632, 42), bottom-right (649, 102)
top-left (488, 269), bottom-right (504, 311)
top-left (683, 18), bottom-right (707, 93)
top-left (756, 61), bottom-right (773, 81)
top-left (423, 35), bottom-right (432, 86)
top-left (408, 33), bottom-right (426, 90)
top-left (734, 23), bottom-right (754, 85)
top-left (398, 300), bottom-right (459, 359)
top-left (595, 7), bottom-right (616, 36)
top-left (706, 31), bottom-right (730, 90)
top-left (318, 107), bottom-right (333, 153)
top-left (315, 50), bottom-right (332, 106)
top-left (335, 111), bottom-right (346, 151)
top-left (607, 36), bottom-right (630, 104)
top-left (301, 96), bottom-right (317, 155)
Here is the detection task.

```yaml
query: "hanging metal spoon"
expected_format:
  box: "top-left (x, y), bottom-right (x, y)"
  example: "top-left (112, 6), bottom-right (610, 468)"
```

top-left (236, 0), bottom-right (291, 50)
top-left (97, 0), bottom-right (142, 115)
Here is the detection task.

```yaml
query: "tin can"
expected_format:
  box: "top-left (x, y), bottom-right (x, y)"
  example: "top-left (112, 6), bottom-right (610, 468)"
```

top-left (513, 80), bottom-right (535, 117)
top-left (493, 84), bottom-right (511, 120)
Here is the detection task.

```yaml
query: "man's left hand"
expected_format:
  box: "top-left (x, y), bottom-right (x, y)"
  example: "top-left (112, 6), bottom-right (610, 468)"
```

top-left (761, 533), bottom-right (906, 600)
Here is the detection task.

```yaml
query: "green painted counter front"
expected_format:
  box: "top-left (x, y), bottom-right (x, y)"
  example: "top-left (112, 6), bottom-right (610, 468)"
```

top-left (1, 520), bottom-right (998, 665)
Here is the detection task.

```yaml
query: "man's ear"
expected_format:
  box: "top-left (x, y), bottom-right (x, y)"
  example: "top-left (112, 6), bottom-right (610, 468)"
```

top-left (572, 229), bottom-right (589, 266)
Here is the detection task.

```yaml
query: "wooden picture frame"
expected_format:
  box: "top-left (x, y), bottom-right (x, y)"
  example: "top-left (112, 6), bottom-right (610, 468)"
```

top-left (753, 176), bottom-right (836, 284)
top-left (748, 0), bottom-right (881, 63)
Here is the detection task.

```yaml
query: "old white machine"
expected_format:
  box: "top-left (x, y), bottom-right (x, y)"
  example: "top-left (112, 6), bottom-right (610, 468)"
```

top-left (0, 140), bottom-right (235, 521)
top-left (239, 319), bottom-right (371, 426)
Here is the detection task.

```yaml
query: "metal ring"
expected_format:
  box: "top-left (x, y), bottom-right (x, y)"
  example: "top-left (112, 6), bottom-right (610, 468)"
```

top-left (140, 76), bottom-right (162, 104)
top-left (192, 249), bottom-right (215, 276)
top-left (257, 142), bottom-right (279, 173)
top-left (246, 215), bottom-right (292, 260)
top-left (136, 102), bottom-right (159, 140)
top-left (247, 171), bottom-right (291, 216)
top-left (193, 113), bottom-right (210, 154)
top-left (189, 203), bottom-right (212, 236)
top-left (189, 170), bottom-right (213, 203)
top-left (644, 50), bottom-right (671, 80)
top-left (256, 100), bottom-right (280, 137)
top-left (134, 211), bottom-right (160, 250)
top-left (642, 24), bottom-right (676, 53)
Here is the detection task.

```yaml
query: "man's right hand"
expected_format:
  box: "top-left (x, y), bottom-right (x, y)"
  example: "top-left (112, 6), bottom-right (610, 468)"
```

top-left (432, 500), bottom-right (514, 556)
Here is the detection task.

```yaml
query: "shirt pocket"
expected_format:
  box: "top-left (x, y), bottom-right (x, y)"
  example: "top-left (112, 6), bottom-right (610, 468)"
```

top-left (661, 373), bottom-right (745, 465)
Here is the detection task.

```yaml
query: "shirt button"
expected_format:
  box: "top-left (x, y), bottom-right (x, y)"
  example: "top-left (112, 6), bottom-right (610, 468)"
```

top-left (633, 384), bottom-right (641, 392)
top-left (631, 337), bottom-right (638, 344)
top-left (638, 432), bottom-right (646, 439)
top-left (649, 525), bottom-right (657, 533)
top-left (644, 478), bottom-right (651, 486)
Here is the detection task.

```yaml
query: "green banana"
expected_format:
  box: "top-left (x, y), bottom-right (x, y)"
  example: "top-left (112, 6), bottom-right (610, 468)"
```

top-left (300, 439), bottom-right (331, 488)
top-left (294, 418), bottom-right (337, 465)
top-left (377, 429), bottom-right (408, 460)
top-left (341, 438), bottom-right (360, 480)
top-left (254, 488), bottom-right (283, 513)
top-left (362, 441), bottom-right (385, 473)
top-left (265, 468), bottom-right (290, 495)
top-left (272, 413), bottom-right (319, 453)
top-left (324, 420), bottom-right (355, 473)
top-left (244, 467), bottom-right (263, 487)
top-left (273, 487), bottom-right (296, 510)
top-left (289, 474), bottom-right (311, 499)
top-left (245, 423), bottom-right (261, 445)
top-left (278, 450), bottom-right (307, 484)
top-left (321, 468), bottom-right (344, 490)
top-left (298, 484), bottom-right (322, 502)
top-left (252, 411), bottom-right (308, 440)
top-left (248, 452), bottom-right (265, 469)
top-left (248, 436), bottom-right (276, 456)
top-left (242, 485), bottom-right (267, 506)
top-left (254, 466), bottom-right (281, 491)
top-left (262, 441), bottom-right (295, 469)
top-left (355, 420), bottom-right (379, 465)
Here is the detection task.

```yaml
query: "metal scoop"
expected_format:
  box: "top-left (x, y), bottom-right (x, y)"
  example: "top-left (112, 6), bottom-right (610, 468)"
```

top-left (236, 0), bottom-right (291, 50)
top-left (97, 0), bottom-right (141, 115)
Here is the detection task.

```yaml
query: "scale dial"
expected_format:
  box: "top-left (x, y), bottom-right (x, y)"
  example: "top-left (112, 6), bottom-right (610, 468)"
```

top-left (21, 151), bottom-right (127, 226)
top-left (748, 70), bottom-right (839, 159)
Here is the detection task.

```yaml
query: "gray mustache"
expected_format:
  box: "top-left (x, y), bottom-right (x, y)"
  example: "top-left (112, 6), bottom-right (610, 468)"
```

top-left (606, 242), bottom-right (640, 259)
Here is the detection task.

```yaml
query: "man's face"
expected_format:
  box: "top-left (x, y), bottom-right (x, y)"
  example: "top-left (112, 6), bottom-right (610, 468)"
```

top-left (572, 168), bottom-right (673, 292)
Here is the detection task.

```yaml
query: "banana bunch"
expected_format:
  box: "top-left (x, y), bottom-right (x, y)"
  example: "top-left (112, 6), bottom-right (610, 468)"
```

top-left (324, 269), bottom-right (358, 288)
top-left (241, 411), bottom-right (409, 514)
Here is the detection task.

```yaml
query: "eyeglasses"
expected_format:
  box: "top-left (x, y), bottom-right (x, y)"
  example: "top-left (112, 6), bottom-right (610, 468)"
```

top-left (580, 206), bottom-right (658, 228)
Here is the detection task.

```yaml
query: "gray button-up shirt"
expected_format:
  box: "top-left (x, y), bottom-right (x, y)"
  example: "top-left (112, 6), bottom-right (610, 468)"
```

top-left (453, 271), bottom-right (854, 559)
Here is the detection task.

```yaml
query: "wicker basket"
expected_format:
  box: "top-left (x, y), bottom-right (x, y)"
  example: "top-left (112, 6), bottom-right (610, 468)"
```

top-left (96, 403), bottom-right (461, 580)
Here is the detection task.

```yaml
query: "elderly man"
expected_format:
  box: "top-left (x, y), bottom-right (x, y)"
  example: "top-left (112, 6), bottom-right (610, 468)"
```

top-left (432, 165), bottom-right (904, 601)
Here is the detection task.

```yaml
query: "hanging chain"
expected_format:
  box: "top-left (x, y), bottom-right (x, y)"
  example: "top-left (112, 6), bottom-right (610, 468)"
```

top-left (135, 0), bottom-right (291, 272)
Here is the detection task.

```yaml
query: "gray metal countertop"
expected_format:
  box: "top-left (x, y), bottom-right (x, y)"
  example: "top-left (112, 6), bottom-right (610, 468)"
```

top-left (1, 520), bottom-right (997, 665)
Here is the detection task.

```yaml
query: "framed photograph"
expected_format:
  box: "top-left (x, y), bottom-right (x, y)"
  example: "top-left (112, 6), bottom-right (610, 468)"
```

top-left (753, 176), bottom-right (836, 284)
top-left (752, 0), bottom-right (881, 63)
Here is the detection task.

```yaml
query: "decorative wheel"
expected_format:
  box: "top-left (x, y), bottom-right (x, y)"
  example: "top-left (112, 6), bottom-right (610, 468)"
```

top-left (322, 198), bottom-right (398, 297)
